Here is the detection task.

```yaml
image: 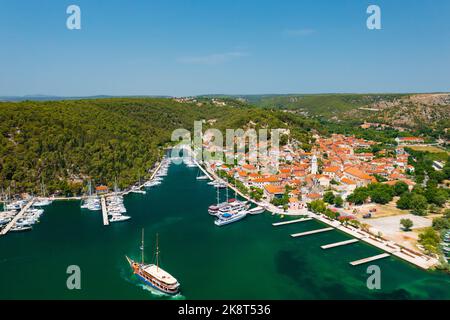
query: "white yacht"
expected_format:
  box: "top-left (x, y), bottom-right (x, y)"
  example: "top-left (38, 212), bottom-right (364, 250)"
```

top-left (214, 211), bottom-right (248, 226)
top-left (33, 198), bottom-right (53, 207)
top-left (110, 215), bottom-right (131, 223)
top-left (248, 206), bottom-right (265, 215)
top-left (10, 225), bottom-right (32, 232)
top-left (130, 186), bottom-right (146, 194)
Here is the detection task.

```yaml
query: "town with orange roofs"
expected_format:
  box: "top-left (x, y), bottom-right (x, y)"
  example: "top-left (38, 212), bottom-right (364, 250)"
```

top-left (199, 131), bottom-right (449, 269)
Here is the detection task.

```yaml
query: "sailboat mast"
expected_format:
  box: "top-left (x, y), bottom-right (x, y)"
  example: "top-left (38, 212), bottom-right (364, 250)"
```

top-left (141, 228), bottom-right (145, 264)
top-left (216, 185), bottom-right (220, 205)
top-left (156, 233), bottom-right (160, 271)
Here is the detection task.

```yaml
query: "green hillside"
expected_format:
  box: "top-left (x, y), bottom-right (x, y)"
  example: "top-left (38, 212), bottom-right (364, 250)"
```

top-left (0, 98), bottom-right (315, 195)
top-left (241, 94), bottom-right (407, 117)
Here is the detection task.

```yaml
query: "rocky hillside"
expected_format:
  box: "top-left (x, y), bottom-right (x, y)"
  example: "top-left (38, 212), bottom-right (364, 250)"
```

top-left (343, 93), bottom-right (450, 129)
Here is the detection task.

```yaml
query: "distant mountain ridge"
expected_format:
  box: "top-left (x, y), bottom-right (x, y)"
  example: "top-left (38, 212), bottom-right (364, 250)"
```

top-left (0, 94), bottom-right (172, 101)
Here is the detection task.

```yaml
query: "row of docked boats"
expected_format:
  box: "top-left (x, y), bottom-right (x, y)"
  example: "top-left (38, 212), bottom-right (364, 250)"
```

top-left (80, 181), bottom-right (101, 211)
top-left (183, 157), bottom-right (197, 168)
top-left (1, 197), bottom-right (52, 233)
top-left (106, 194), bottom-right (131, 223)
top-left (144, 158), bottom-right (170, 188)
top-left (206, 180), bottom-right (265, 226)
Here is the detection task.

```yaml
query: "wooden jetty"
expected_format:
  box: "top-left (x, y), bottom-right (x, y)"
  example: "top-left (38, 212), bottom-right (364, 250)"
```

top-left (272, 218), bottom-right (313, 226)
top-left (101, 196), bottom-right (109, 226)
top-left (291, 227), bottom-right (334, 238)
top-left (321, 239), bottom-right (359, 249)
top-left (0, 200), bottom-right (34, 236)
top-left (350, 253), bottom-right (390, 266)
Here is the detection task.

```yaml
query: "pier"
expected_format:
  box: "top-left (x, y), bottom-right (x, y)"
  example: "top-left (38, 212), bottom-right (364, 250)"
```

top-left (0, 200), bottom-right (34, 236)
top-left (291, 227), bottom-right (334, 238)
top-left (101, 196), bottom-right (109, 226)
top-left (350, 253), bottom-right (390, 266)
top-left (272, 218), bottom-right (313, 226)
top-left (149, 161), bottom-right (164, 181)
top-left (321, 239), bottom-right (359, 250)
top-left (192, 159), bottom-right (213, 181)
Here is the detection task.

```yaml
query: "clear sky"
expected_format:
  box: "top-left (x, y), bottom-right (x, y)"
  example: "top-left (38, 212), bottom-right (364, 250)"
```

top-left (0, 0), bottom-right (449, 96)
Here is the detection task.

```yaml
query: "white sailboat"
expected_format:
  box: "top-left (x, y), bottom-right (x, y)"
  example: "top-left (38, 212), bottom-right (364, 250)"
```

top-left (33, 182), bottom-right (53, 207)
top-left (81, 180), bottom-right (101, 211)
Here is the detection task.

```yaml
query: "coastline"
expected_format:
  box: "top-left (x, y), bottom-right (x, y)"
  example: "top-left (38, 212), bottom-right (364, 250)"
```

top-left (187, 148), bottom-right (440, 270)
top-left (0, 148), bottom-right (442, 270)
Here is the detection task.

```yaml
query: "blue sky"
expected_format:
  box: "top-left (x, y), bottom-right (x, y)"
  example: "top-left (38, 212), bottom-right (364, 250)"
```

top-left (0, 0), bottom-right (449, 96)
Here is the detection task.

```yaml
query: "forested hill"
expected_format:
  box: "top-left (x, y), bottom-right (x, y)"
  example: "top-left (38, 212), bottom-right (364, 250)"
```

top-left (0, 98), bottom-right (316, 196)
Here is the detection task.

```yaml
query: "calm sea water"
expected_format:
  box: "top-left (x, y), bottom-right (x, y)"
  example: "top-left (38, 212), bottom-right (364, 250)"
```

top-left (0, 162), bottom-right (449, 300)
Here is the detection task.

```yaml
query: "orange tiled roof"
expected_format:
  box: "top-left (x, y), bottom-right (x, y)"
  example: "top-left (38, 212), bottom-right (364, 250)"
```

top-left (323, 166), bottom-right (340, 173)
top-left (264, 184), bottom-right (285, 194)
top-left (344, 167), bottom-right (373, 181)
top-left (237, 171), bottom-right (248, 177)
top-left (341, 177), bottom-right (356, 185)
top-left (398, 137), bottom-right (424, 141)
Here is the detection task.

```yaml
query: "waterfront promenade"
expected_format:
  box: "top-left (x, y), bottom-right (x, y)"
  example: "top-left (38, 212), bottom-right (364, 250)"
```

top-left (190, 151), bottom-right (439, 270)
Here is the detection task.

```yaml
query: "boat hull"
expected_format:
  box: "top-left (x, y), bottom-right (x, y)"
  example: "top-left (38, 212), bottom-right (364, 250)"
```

top-left (214, 213), bottom-right (247, 226)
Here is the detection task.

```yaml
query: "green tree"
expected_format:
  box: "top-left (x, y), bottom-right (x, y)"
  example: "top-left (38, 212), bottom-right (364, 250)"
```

top-left (323, 191), bottom-right (335, 204)
top-left (410, 194), bottom-right (428, 216)
top-left (347, 187), bottom-right (369, 205)
top-left (400, 218), bottom-right (413, 231)
top-left (307, 200), bottom-right (327, 214)
top-left (418, 227), bottom-right (441, 254)
top-left (397, 192), bottom-right (413, 209)
top-left (394, 181), bottom-right (409, 196)
top-left (432, 217), bottom-right (450, 230)
top-left (334, 196), bottom-right (344, 208)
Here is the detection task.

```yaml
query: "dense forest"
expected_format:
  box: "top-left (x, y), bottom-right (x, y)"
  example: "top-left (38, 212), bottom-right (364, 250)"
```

top-left (0, 98), bottom-right (316, 196)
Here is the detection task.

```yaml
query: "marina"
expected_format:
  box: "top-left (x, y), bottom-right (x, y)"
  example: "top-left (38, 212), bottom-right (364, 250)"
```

top-left (178, 147), bottom-right (440, 270)
top-left (101, 196), bottom-right (109, 226)
top-left (0, 200), bottom-right (34, 236)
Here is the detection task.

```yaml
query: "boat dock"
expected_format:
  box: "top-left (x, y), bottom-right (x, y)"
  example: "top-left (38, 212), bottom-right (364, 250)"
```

top-left (272, 218), bottom-right (312, 226)
top-left (321, 239), bottom-right (359, 249)
top-left (350, 253), bottom-right (390, 266)
top-left (291, 227), bottom-right (334, 238)
top-left (193, 160), bottom-right (213, 180)
top-left (149, 161), bottom-right (164, 181)
top-left (101, 196), bottom-right (109, 226)
top-left (0, 200), bottom-right (34, 236)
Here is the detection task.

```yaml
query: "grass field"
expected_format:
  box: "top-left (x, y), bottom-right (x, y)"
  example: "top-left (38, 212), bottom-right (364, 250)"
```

top-left (408, 145), bottom-right (447, 153)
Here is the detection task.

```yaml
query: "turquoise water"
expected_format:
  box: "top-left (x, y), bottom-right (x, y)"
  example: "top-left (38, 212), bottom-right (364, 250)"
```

top-left (0, 162), bottom-right (449, 300)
